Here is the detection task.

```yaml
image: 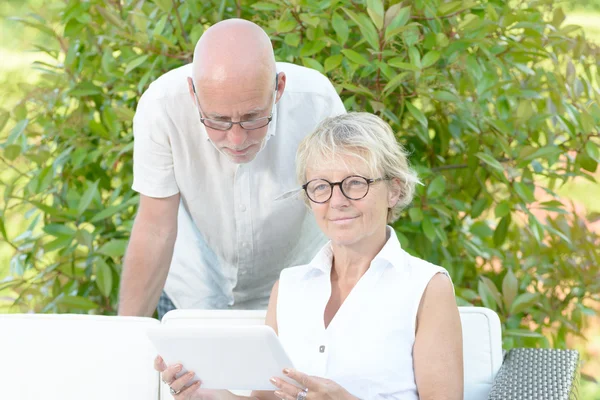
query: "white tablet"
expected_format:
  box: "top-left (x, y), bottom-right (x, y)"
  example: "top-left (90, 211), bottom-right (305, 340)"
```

top-left (147, 325), bottom-right (297, 390)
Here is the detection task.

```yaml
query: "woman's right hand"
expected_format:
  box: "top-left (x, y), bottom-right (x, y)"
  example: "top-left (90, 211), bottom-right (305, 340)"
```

top-left (154, 355), bottom-right (222, 400)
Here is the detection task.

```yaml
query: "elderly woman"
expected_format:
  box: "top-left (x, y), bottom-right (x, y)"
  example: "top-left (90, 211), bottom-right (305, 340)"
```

top-left (156, 112), bottom-right (463, 400)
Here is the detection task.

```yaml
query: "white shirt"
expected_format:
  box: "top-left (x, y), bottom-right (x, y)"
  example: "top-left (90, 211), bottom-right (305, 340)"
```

top-left (277, 227), bottom-right (452, 399)
top-left (132, 62), bottom-right (346, 309)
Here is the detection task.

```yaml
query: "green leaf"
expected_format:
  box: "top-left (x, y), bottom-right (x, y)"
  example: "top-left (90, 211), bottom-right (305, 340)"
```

top-left (408, 47), bottom-right (421, 68)
top-left (494, 201), bottom-right (511, 218)
top-left (585, 141), bottom-right (600, 162)
top-left (89, 197), bottom-right (138, 223)
top-left (427, 176), bottom-right (446, 198)
top-left (56, 295), bottom-right (99, 311)
top-left (343, 9), bottom-right (379, 50)
top-left (0, 110), bottom-right (9, 133)
top-left (475, 152), bottom-right (505, 172)
top-left (251, 2), bottom-right (280, 10)
top-left (522, 146), bottom-right (562, 161)
top-left (0, 214), bottom-right (7, 240)
top-left (385, 5), bottom-right (411, 34)
top-left (97, 239), bottom-right (129, 258)
top-left (421, 50), bottom-right (440, 68)
top-left (324, 55), bottom-right (343, 73)
top-left (505, 329), bottom-right (544, 338)
top-left (4, 145), bottom-right (21, 161)
top-left (438, 0), bottom-right (463, 15)
top-left (513, 182), bottom-right (535, 203)
top-left (332, 13), bottom-right (349, 45)
top-left (43, 224), bottom-right (76, 238)
top-left (388, 57), bottom-right (420, 71)
top-left (341, 49), bottom-right (370, 66)
top-left (502, 269), bottom-right (518, 310)
top-left (78, 180), bottom-right (99, 216)
top-left (406, 102), bottom-right (427, 127)
top-left (124, 55), bottom-right (149, 75)
top-left (471, 198), bottom-right (488, 218)
top-left (277, 18), bottom-right (297, 33)
top-left (432, 90), bottom-right (459, 102)
top-left (301, 57), bottom-right (324, 74)
top-left (366, 0), bottom-right (385, 29)
top-left (382, 72), bottom-right (410, 94)
top-left (408, 207), bottom-right (423, 222)
top-left (95, 259), bottom-right (113, 298)
top-left (284, 33), bottom-right (300, 47)
top-left (478, 278), bottom-right (498, 310)
top-left (44, 235), bottom-right (74, 252)
top-left (493, 215), bottom-right (511, 246)
top-left (422, 216), bottom-right (436, 242)
top-left (69, 82), bottom-right (102, 97)
top-left (510, 292), bottom-right (539, 315)
top-left (6, 119), bottom-right (28, 145)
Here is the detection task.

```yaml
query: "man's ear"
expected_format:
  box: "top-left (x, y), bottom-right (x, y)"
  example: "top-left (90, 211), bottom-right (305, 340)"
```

top-left (387, 177), bottom-right (403, 208)
top-left (187, 77), bottom-right (196, 103)
top-left (276, 72), bottom-right (286, 103)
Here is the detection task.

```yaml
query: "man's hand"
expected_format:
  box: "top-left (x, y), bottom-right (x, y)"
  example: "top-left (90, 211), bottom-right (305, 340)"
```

top-left (118, 193), bottom-right (180, 316)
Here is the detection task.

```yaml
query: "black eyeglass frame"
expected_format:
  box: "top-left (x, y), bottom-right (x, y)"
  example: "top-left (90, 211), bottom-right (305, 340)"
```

top-left (302, 175), bottom-right (389, 204)
top-left (191, 73), bottom-right (279, 131)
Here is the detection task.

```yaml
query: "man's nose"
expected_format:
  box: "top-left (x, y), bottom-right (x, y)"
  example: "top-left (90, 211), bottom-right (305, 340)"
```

top-left (227, 123), bottom-right (247, 147)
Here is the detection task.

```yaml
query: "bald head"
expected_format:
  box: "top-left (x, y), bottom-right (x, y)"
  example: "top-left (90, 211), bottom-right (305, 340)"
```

top-left (192, 19), bottom-right (276, 89)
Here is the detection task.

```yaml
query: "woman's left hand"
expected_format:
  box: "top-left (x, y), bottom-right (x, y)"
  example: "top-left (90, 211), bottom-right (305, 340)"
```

top-left (270, 368), bottom-right (358, 400)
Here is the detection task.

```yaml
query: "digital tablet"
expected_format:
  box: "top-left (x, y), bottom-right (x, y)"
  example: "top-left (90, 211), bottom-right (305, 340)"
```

top-left (147, 325), bottom-right (297, 390)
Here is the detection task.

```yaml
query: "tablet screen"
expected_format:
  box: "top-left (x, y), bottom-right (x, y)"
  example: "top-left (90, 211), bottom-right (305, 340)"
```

top-left (147, 325), bottom-right (297, 390)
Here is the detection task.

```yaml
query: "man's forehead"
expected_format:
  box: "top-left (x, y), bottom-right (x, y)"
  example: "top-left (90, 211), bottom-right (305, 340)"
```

top-left (197, 89), bottom-right (271, 118)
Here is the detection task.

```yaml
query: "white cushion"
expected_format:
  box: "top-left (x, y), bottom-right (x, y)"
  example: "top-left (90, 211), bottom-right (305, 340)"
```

top-left (161, 307), bottom-right (503, 400)
top-left (0, 314), bottom-right (159, 400)
top-left (460, 307), bottom-right (503, 400)
top-left (0, 307), bottom-right (502, 400)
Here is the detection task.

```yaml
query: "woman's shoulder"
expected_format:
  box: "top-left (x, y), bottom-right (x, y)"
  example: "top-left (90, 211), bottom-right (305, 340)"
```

top-left (402, 250), bottom-right (449, 277)
top-left (279, 263), bottom-right (317, 282)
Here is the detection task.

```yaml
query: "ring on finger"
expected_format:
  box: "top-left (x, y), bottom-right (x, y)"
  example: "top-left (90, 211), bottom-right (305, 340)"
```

top-left (170, 386), bottom-right (182, 395)
top-left (296, 388), bottom-right (308, 400)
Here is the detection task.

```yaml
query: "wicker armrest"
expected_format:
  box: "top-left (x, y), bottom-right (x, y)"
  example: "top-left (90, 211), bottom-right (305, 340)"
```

top-left (487, 348), bottom-right (580, 400)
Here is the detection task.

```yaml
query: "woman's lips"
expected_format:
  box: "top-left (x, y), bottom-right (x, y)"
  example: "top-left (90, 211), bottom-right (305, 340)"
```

top-left (330, 216), bottom-right (358, 224)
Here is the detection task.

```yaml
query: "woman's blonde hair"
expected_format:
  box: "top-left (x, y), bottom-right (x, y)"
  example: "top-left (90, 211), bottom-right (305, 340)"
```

top-left (296, 112), bottom-right (420, 223)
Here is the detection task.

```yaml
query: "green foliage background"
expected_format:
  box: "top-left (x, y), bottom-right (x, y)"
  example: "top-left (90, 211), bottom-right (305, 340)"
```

top-left (1, 0), bottom-right (599, 376)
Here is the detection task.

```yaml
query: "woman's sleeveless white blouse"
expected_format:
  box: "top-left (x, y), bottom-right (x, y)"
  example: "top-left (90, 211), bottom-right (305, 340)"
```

top-left (277, 226), bottom-right (452, 399)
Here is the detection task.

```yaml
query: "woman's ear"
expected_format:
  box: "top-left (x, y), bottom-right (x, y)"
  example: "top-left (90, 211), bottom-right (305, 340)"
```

top-left (387, 178), bottom-right (403, 208)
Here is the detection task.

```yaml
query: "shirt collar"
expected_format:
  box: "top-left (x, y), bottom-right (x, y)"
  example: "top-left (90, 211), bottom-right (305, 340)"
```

top-left (307, 226), bottom-right (406, 274)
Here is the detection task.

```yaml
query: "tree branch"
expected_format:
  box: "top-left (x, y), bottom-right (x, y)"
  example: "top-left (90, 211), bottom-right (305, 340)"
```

top-left (172, 0), bottom-right (190, 44)
top-left (432, 157), bottom-right (512, 172)
top-left (411, 8), bottom-right (469, 21)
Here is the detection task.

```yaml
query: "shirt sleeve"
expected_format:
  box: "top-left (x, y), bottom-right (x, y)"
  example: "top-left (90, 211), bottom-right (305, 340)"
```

top-left (322, 76), bottom-right (347, 117)
top-left (131, 90), bottom-right (180, 198)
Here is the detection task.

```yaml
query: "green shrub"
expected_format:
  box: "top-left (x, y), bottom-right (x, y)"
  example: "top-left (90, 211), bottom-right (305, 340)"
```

top-left (1, 0), bottom-right (599, 352)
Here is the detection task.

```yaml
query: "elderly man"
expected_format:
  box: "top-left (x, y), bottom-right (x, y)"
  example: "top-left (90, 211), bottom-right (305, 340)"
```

top-left (118, 19), bottom-right (345, 318)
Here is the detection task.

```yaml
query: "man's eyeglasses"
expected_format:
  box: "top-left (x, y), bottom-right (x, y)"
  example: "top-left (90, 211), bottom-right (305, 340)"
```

top-left (302, 175), bottom-right (388, 204)
top-left (191, 74), bottom-right (279, 131)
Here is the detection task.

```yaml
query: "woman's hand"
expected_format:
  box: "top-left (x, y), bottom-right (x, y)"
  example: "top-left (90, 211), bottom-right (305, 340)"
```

top-left (154, 355), bottom-right (226, 400)
top-left (270, 368), bottom-right (358, 400)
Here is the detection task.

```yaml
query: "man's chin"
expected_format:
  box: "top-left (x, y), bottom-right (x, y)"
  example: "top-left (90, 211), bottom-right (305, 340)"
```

top-left (223, 149), bottom-right (258, 164)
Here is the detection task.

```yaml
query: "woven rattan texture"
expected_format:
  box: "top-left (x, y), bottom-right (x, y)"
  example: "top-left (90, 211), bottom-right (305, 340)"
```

top-left (488, 348), bottom-right (580, 400)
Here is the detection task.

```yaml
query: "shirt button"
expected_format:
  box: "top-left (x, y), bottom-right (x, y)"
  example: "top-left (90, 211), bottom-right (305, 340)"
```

top-left (242, 242), bottom-right (248, 248)
top-left (240, 205), bottom-right (247, 212)
top-left (319, 345), bottom-right (325, 353)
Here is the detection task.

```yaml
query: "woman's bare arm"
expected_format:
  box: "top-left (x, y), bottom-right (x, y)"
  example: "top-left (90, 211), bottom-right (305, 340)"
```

top-left (413, 273), bottom-right (464, 400)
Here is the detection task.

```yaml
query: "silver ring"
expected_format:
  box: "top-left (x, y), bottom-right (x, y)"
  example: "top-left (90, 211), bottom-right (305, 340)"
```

top-left (170, 386), bottom-right (181, 395)
top-left (296, 388), bottom-right (308, 400)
